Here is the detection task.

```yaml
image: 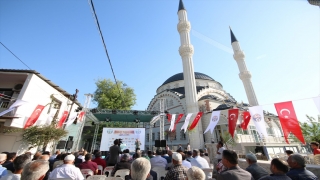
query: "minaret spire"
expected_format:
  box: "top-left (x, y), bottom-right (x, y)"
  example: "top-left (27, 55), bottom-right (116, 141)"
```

top-left (230, 27), bottom-right (259, 106)
top-left (177, 0), bottom-right (204, 149)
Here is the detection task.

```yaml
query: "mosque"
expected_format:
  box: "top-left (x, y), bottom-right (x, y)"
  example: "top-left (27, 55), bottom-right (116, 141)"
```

top-left (146, 0), bottom-right (307, 160)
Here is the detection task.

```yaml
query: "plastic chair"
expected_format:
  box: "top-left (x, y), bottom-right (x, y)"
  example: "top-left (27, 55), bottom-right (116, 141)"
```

top-left (152, 167), bottom-right (167, 180)
top-left (114, 169), bottom-right (130, 179)
top-left (97, 165), bottom-right (104, 175)
top-left (103, 166), bottom-right (114, 177)
top-left (80, 169), bottom-right (94, 178)
top-left (202, 168), bottom-right (213, 179)
top-left (87, 175), bottom-right (108, 180)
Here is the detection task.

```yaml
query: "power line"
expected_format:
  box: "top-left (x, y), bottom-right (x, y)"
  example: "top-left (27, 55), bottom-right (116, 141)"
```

top-left (0, 42), bottom-right (32, 70)
top-left (87, 0), bottom-right (125, 105)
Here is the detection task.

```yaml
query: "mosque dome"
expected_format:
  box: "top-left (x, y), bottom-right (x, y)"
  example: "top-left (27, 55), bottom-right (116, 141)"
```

top-left (162, 72), bottom-right (216, 85)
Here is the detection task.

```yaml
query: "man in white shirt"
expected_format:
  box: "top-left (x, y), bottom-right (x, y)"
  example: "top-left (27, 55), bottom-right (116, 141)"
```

top-left (49, 154), bottom-right (84, 180)
top-left (190, 149), bottom-right (209, 168)
top-left (150, 150), bottom-right (167, 169)
top-left (215, 142), bottom-right (225, 162)
top-left (180, 152), bottom-right (191, 169)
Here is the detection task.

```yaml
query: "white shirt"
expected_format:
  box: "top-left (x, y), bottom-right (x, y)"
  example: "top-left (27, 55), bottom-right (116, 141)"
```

top-left (49, 164), bottom-right (84, 180)
top-left (182, 160), bottom-right (192, 169)
top-left (190, 156), bottom-right (209, 168)
top-left (150, 155), bottom-right (167, 169)
top-left (187, 145), bottom-right (191, 151)
top-left (215, 147), bottom-right (225, 159)
top-left (0, 174), bottom-right (21, 180)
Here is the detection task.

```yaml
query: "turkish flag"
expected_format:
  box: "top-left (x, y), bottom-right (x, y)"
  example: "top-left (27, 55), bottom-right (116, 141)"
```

top-left (240, 111), bottom-right (251, 130)
top-left (57, 111), bottom-right (69, 128)
top-left (167, 114), bottom-right (172, 122)
top-left (24, 105), bottom-right (45, 129)
top-left (274, 101), bottom-right (305, 144)
top-left (173, 114), bottom-right (184, 131)
top-left (188, 112), bottom-right (203, 131)
top-left (228, 109), bottom-right (239, 138)
top-left (78, 111), bottom-right (85, 122)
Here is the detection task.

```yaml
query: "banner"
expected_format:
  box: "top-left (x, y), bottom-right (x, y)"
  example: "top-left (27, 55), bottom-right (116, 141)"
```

top-left (173, 114), bottom-right (184, 131)
top-left (240, 111), bottom-right (251, 130)
top-left (274, 101), bottom-right (305, 144)
top-left (313, 96), bottom-right (320, 113)
top-left (57, 111), bottom-right (69, 128)
top-left (181, 113), bottom-right (193, 133)
top-left (248, 106), bottom-right (268, 138)
top-left (188, 112), bottom-right (204, 131)
top-left (64, 113), bottom-right (78, 127)
top-left (167, 114), bottom-right (172, 122)
top-left (204, 111), bottom-right (221, 134)
top-left (77, 111), bottom-right (85, 122)
top-left (0, 99), bottom-right (28, 117)
top-left (24, 105), bottom-right (45, 129)
top-left (44, 109), bottom-right (58, 125)
top-left (169, 114), bottom-right (176, 131)
top-left (228, 109), bottom-right (239, 138)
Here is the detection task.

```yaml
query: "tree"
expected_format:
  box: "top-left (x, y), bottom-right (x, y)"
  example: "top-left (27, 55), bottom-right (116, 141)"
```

top-left (300, 115), bottom-right (320, 143)
top-left (93, 79), bottom-right (136, 110)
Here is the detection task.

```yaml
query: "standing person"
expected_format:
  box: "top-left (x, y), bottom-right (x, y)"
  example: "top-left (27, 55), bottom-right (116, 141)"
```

top-left (135, 139), bottom-right (142, 151)
top-left (0, 154), bottom-right (31, 180)
top-left (217, 150), bottom-right (254, 180)
top-left (164, 153), bottom-right (188, 180)
top-left (78, 154), bottom-right (98, 175)
top-left (310, 141), bottom-right (320, 155)
top-left (245, 153), bottom-right (268, 180)
top-left (215, 142), bottom-right (225, 163)
top-left (177, 144), bottom-right (183, 151)
top-left (187, 143), bottom-right (191, 152)
top-left (0, 154), bottom-right (8, 178)
top-left (286, 154), bottom-right (318, 180)
top-left (108, 139), bottom-right (122, 166)
top-left (259, 158), bottom-right (291, 180)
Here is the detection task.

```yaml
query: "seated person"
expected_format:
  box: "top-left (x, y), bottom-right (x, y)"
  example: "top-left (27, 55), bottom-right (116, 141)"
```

top-left (259, 158), bottom-right (291, 180)
top-left (79, 154), bottom-right (98, 175)
top-left (111, 153), bottom-right (131, 177)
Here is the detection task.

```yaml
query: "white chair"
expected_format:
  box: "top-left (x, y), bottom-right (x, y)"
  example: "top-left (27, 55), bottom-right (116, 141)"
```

top-left (87, 175), bottom-right (108, 180)
top-left (114, 169), bottom-right (130, 179)
top-left (97, 165), bottom-right (104, 175)
top-left (103, 166), bottom-right (114, 177)
top-left (105, 177), bottom-right (124, 180)
top-left (202, 168), bottom-right (213, 180)
top-left (152, 166), bottom-right (167, 180)
top-left (80, 169), bottom-right (94, 178)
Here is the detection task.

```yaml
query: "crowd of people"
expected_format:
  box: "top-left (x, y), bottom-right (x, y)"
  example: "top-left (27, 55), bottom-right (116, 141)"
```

top-left (0, 140), bottom-right (319, 180)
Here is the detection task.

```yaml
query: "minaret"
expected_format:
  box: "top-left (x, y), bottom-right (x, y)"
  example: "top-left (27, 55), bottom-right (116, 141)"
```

top-left (177, 0), bottom-right (204, 148)
top-left (230, 27), bottom-right (259, 106)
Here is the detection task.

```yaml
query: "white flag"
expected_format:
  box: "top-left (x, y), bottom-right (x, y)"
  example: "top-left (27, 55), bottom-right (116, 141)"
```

top-left (181, 113), bottom-right (193, 133)
top-left (204, 111), bottom-right (221, 134)
top-left (64, 113), bottom-right (78, 127)
top-left (169, 114), bottom-right (176, 131)
top-left (0, 99), bottom-right (28, 117)
top-left (248, 106), bottom-right (268, 138)
top-left (313, 96), bottom-right (320, 113)
top-left (44, 109), bottom-right (58, 125)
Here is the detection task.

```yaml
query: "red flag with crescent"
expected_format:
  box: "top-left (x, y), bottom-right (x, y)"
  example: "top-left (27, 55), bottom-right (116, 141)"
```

top-left (274, 101), bottom-right (305, 144)
top-left (240, 111), bottom-right (251, 130)
top-left (167, 114), bottom-right (172, 122)
top-left (24, 105), bottom-right (45, 129)
top-left (57, 111), bottom-right (69, 128)
top-left (78, 111), bottom-right (85, 122)
top-left (173, 114), bottom-right (184, 131)
top-left (228, 109), bottom-right (239, 138)
top-left (188, 112), bottom-right (203, 131)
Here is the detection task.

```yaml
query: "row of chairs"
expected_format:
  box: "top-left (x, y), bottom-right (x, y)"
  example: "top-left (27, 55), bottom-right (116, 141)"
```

top-left (151, 166), bottom-right (214, 180)
top-left (80, 168), bottom-right (129, 179)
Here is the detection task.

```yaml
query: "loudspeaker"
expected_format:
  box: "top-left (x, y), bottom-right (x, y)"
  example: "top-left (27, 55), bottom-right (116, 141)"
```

top-left (56, 141), bottom-right (66, 149)
top-left (155, 140), bottom-right (160, 147)
top-left (160, 140), bottom-right (167, 147)
top-left (68, 136), bottom-right (74, 141)
top-left (66, 141), bottom-right (74, 149)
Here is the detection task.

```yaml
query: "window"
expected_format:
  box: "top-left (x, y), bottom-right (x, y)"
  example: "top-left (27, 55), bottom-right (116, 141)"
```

top-left (0, 89), bottom-right (14, 108)
top-left (157, 132), bottom-right (160, 140)
top-left (152, 133), bottom-right (155, 141)
top-left (146, 133), bottom-right (149, 142)
top-left (180, 131), bottom-right (186, 140)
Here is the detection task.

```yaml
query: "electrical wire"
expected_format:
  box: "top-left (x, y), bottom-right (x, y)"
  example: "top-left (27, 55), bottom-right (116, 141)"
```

top-left (87, 0), bottom-right (125, 105)
top-left (0, 42), bottom-right (32, 70)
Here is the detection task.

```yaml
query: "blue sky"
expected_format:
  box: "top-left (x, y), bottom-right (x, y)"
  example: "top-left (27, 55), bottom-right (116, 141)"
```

top-left (0, 0), bottom-right (319, 122)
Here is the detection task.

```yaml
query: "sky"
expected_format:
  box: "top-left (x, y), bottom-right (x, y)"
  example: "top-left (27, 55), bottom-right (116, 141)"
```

top-left (0, 0), bottom-right (319, 122)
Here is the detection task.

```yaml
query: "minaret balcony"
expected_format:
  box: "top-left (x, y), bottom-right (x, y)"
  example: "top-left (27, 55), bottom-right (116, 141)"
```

top-left (239, 71), bottom-right (252, 80)
top-left (179, 44), bottom-right (194, 57)
top-left (177, 21), bottom-right (191, 33)
top-left (233, 51), bottom-right (245, 60)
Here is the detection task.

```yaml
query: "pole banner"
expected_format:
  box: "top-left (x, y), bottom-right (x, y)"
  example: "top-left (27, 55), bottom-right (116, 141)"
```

top-left (169, 114), bottom-right (176, 131)
top-left (64, 113), bottom-right (78, 127)
top-left (240, 111), bottom-right (251, 130)
top-left (173, 114), bottom-right (184, 131)
top-left (57, 111), bottom-right (69, 128)
top-left (24, 105), bottom-right (45, 129)
top-left (77, 111), bottom-right (86, 122)
top-left (204, 111), bottom-right (221, 134)
top-left (248, 106), bottom-right (268, 139)
top-left (228, 109), bottom-right (239, 138)
top-left (188, 112), bottom-right (204, 131)
top-left (313, 96), bottom-right (320, 113)
top-left (181, 113), bottom-right (193, 133)
top-left (167, 114), bottom-right (172, 122)
top-left (274, 101), bottom-right (305, 144)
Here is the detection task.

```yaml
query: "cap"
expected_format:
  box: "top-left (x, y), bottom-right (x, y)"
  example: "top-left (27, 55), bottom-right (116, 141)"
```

top-left (172, 152), bottom-right (182, 162)
top-left (64, 154), bottom-right (75, 161)
top-left (0, 154), bottom-right (6, 162)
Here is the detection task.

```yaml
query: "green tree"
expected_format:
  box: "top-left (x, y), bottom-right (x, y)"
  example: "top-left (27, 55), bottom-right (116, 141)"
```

top-left (300, 115), bottom-right (320, 143)
top-left (93, 79), bottom-right (136, 110)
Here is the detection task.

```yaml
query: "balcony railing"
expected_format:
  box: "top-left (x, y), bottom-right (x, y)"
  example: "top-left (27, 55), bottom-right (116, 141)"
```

top-left (236, 134), bottom-right (299, 144)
